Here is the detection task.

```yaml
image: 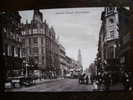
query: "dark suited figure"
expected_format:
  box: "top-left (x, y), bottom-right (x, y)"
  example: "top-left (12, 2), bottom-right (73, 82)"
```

top-left (97, 75), bottom-right (103, 90)
top-left (90, 74), bottom-right (93, 84)
top-left (86, 76), bottom-right (89, 84)
top-left (122, 72), bottom-right (130, 91)
top-left (103, 73), bottom-right (111, 91)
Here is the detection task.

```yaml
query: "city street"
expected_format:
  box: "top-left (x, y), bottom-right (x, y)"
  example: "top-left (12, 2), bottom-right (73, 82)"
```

top-left (9, 79), bottom-right (95, 92)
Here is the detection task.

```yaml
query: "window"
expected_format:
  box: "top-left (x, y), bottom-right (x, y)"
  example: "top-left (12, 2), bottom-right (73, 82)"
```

top-left (33, 29), bottom-right (37, 34)
top-left (109, 8), bottom-right (114, 11)
top-left (109, 47), bottom-right (114, 59)
top-left (29, 48), bottom-right (32, 55)
top-left (3, 28), bottom-right (7, 32)
top-left (18, 48), bottom-right (20, 57)
top-left (4, 44), bottom-right (8, 56)
top-left (42, 56), bottom-right (44, 64)
top-left (29, 38), bottom-right (31, 45)
top-left (15, 47), bottom-right (18, 57)
top-left (110, 31), bottom-right (114, 38)
top-left (109, 18), bottom-right (114, 24)
top-left (33, 47), bottom-right (38, 54)
top-left (107, 7), bottom-right (114, 12)
top-left (11, 46), bottom-right (14, 56)
top-left (33, 37), bottom-right (38, 44)
top-left (41, 37), bottom-right (43, 44)
top-left (22, 48), bottom-right (26, 57)
top-left (41, 47), bottom-right (44, 54)
top-left (34, 56), bottom-right (38, 64)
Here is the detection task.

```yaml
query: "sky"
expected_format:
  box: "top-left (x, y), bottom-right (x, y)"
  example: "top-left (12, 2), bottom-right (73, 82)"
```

top-left (19, 7), bottom-right (104, 70)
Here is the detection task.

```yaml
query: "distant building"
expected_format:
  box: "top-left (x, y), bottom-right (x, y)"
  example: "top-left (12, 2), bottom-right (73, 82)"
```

top-left (59, 44), bottom-right (67, 77)
top-left (88, 63), bottom-right (97, 77)
top-left (77, 49), bottom-right (83, 72)
top-left (45, 26), bottom-right (60, 78)
top-left (1, 12), bottom-right (23, 79)
top-left (65, 56), bottom-right (72, 74)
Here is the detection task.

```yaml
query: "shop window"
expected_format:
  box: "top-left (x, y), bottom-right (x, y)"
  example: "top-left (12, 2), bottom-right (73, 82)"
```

top-left (11, 46), bottom-right (15, 56)
top-left (18, 48), bottom-right (20, 57)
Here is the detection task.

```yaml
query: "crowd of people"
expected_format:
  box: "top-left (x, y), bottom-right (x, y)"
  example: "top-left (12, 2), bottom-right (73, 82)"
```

top-left (78, 71), bottom-right (133, 91)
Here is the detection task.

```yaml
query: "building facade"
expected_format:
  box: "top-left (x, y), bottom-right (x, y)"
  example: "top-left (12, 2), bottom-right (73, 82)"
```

top-left (22, 10), bottom-right (60, 79)
top-left (97, 7), bottom-right (121, 83)
top-left (59, 44), bottom-right (67, 77)
top-left (45, 26), bottom-right (60, 78)
top-left (118, 7), bottom-right (133, 74)
top-left (77, 49), bottom-right (83, 72)
top-left (97, 7), bottom-right (132, 84)
top-left (22, 10), bottom-right (46, 78)
top-left (1, 12), bottom-right (23, 79)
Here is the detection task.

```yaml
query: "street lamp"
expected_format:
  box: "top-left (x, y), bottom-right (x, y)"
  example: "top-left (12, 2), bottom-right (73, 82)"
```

top-left (25, 63), bottom-right (28, 78)
top-left (23, 59), bottom-right (29, 78)
top-left (113, 44), bottom-right (117, 59)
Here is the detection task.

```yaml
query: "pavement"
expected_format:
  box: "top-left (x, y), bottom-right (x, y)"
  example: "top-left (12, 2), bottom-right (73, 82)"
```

top-left (6, 79), bottom-right (95, 92)
top-left (5, 79), bottom-right (126, 92)
top-left (109, 83), bottom-right (124, 91)
top-left (33, 77), bottom-right (64, 84)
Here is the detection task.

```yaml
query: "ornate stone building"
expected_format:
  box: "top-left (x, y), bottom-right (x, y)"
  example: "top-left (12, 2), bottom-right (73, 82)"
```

top-left (22, 10), bottom-right (46, 78)
top-left (22, 10), bottom-right (60, 78)
top-left (45, 26), bottom-right (60, 78)
top-left (97, 7), bottom-right (121, 83)
top-left (1, 12), bottom-right (23, 79)
top-left (97, 7), bottom-right (132, 84)
top-left (118, 7), bottom-right (133, 74)
top-left (59, 44), bottom-right (67, 77)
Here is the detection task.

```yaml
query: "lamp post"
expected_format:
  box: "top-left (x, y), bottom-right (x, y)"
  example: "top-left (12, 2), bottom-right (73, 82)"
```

top-left (23, 59), bottom-right (29, 78)
top-left (113, 44), bottom-right (117, 59)
top-left (25, 63), bottom-right (28, 78)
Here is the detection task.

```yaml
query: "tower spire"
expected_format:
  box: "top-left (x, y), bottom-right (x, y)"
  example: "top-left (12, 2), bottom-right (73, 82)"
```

top-left (78, 49), bottom-right (82, 65)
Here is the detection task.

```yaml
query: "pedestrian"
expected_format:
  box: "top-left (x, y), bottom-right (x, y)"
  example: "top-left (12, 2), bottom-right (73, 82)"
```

top-left (103, 73), bottom-right (111, 91)
top-left (78, 74), bottom-right (82, 84)
top-left (90, 74), bottom-right (93, 84)
top-left (97, 77), bottom-right (103, 90)
top-left (86, 75), bottom-right (89, 84)
top-left (122, 72), bottom-right (130, 91)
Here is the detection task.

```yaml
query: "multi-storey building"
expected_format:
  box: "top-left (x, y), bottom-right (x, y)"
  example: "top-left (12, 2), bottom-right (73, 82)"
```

top-left (97, 7), bottom-right (121, 83)
top-left (70, 58), bottom-right (83, 78)
top-left (97, 7), bottom-right (132, 84)
top-left (65, 56), bottom-right (72, 75)
top-left (96, 19), bottom-right (106, 75)
top-left (1, 12), bottom-right (22, 79)
top-left (22, 10), bottom-right (46, 78)
top-left (103, 7), bottom-right (120, 71)
top-left (118, 7), bottom-right (133, 74)
top-left (59, 44), bottom-right (67, 77)
top-left (22, 9), bottom-right (61, 79)
top-left (77, 49), bottom-right (83, 73)
top-left (45, 26), bottom-right (60, 78)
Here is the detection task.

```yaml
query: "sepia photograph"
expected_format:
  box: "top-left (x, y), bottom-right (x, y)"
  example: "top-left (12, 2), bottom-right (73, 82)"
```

top-left (1, 7), bottom-right (133, 92)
